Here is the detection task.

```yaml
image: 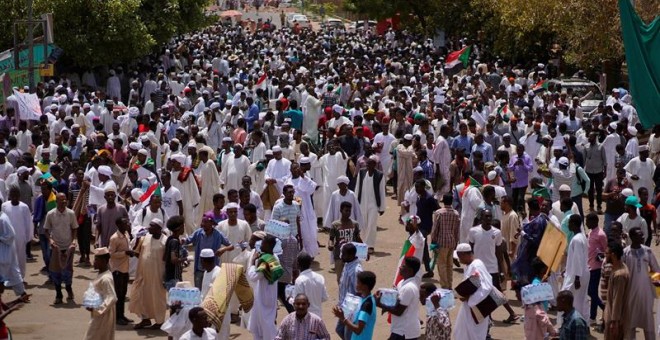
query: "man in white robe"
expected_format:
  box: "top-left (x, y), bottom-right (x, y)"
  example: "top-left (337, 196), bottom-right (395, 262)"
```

top-left (373, 129), bottom-right (396, 178)
top-left (170, 154), bottom-right (201, 235)
top-left (221, 144), bottom-right (251, 194)
top-left (197, 147), bottom-right (221, 225)
top-left (264, 146), bottom-right (292, 194)
top-left (323, 176), bottom-right (363, 229)
top-left (298, 145), bottom-right (324, 220)
top-left (431, 126), bottom-right (452, 196)
top-left (1, 187), bottom-right (32, 278)
top-left (302, 90), bottom-right (321, 143)
top-left (288, 159), bottom-right (319, 258)
top-left (106, 70), bottom-right (121, 101)
top-left (561, 214), bottom-right (590, 322)
top-left (460, 179), bottom-right (484, 243)
top-left (355, 156), bottom-right (386, 250)
top-left (602, 125), bottom-right (621, 182)
top-left (88, 166), bottom-right (118, 207)
top-left (624, 145), bottom-right (655, 195)
top-left (454, 243), bottom-right (493, 340)
top-left (247, 236), bottom-right (279, 340)
top-left (320, 143), bottom-right (348, 216)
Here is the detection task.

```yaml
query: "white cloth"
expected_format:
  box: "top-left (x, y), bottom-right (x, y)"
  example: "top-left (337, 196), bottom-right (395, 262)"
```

top-left (179, 328), bottom-right (217, 340)
top-left (356, 172), bottom-right (386, 248)
top-left (602, 133), bottom-right (621, 182)
top-left (265, 158), bottom-right (292, 194)
top-left (247, 265), bottom-right (278, 340)
top-left (431, 135), bottom-right (452, 194)
top-left (161, 185), bottom-right (183, 218)
top-left (88, 180), bottom-right (117, 206)
top-left (293, 269), bottom-right (329, 318)
top-left (0, 212), bottom-right (24, 291)
top-left (373, 133), bottom-right (396, 177)
top-left (201, 266), bottom-right (221, 299)
top-left (221, 155), bottom-right (250, 194)
top-left (454, 259), bottom-right (493, 340)
top-left (467, 226), bottom-right (503, 274)
top-left (624, 157), bottom-right (656, 195)
top-left (562, 232), bottom-right (590, 320)
top-left (323, 190), bottom-right (363, 229)
top-left (172, 169), bottom-right (201, 235)
top-left (460, 186), bottom-right (483, 243)
top-left (287, 176), bottom-right (319, 257)
top-left (1, 202), bottom-right (32, 277)
top-left (320, 152), bottom-right (349, 214)
top-left (199, 160), bottom-right (221, 226)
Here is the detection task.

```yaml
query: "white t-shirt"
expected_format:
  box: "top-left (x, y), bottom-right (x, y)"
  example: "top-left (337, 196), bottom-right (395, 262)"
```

top-left (202, 266), bottom-right (221, 299)
top-left (617, 213), bottom-right (648, 241)
top-left (161, 185), bottom-right (182, 218)
top-left (390, 277), bottom-right (421, 338)
top-left (467, 226), bottom-right (503, 273)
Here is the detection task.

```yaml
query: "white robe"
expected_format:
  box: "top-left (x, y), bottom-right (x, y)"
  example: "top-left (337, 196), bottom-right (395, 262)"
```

top-left (373, 133), bottom-right (396, 177)
top-left (247, 265), bottom-right (278, 340)
top-left (460, 186), bottom-right (483, 243)
top-left (247, 164), bottom-right (266, 195)
top-left (323, 190), bottom-right (363, 229)
top-left (355, 171), bottom-right (386, 248)
top-left (454, 259), bottom-right (492, 340)
top-left (602, 133), bottom-right (621, 182)
top-left (288, 176), bottom-right (319, 257)
top-left (199, 160), bottom-right (221, 225)
top-left (1, 202), bottom-right (31, 278)
top-left (264, 158), bottom-right (292, 194)
top-left (302, 95), bottom-right (321, 142)
top-left (624, 157), bottom-right (656, 195)
top-left (172, 169), bottom-right (201, 235)
top-left (561, 232), bottom-right (590, 321)
top-left (431, 135), bottom-right (452, 194)
top-left (88, 180), bottom-right (117, 206)
top-left (320, 152), bottom-right (348, 216)
top-left (300, 153), bottom-right (324, 218)
top-left (221, 155), bottom-right (251, 194)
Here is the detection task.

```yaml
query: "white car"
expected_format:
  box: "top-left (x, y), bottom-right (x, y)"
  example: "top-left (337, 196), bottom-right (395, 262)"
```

top-left (288, 14), bottom-right (311, 29)
top-left (347, 20), bottom-right (377, 34)
top-left (321, 18), bottom-right (345, 30)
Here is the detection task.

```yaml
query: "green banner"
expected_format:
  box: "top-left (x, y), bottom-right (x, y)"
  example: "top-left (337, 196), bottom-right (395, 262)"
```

top-left (0, 44), bottom-right (55, 73)
top-left (0, 69), bottom-right (42, 104)
top-left (618, 0), bottom-right (660, 128)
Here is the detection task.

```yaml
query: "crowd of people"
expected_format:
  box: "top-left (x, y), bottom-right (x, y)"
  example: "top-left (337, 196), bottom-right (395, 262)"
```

top-left (0, 7), bottom-right (658, 340)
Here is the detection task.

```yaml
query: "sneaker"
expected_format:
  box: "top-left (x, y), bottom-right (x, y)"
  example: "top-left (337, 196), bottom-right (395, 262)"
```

top-left (53, 298), bottom-right (63, 305)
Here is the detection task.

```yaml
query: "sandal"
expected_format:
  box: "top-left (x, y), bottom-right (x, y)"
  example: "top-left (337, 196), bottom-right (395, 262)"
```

top-left (503, 315), bottom-right (520, 324)
top-left (133, 320), bottom-right (152, 329)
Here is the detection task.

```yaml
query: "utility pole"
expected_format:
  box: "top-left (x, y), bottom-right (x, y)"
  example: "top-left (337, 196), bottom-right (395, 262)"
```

top-left (27, 0), bottom-right (34, 91)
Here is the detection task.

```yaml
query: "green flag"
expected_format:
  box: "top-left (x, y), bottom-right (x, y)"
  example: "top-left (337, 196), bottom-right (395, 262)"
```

top-left (618, 0), bottom-right (660, 128)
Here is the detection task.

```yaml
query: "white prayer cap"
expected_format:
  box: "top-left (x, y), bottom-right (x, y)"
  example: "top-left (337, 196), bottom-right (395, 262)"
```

top-left (272, 145), bottom-right (282, 153)
top-left (235, 84), bottom-right (244, 90)
top-left (502, 133), bottom-right (511, 138)
top-left (200, 248), bottom-right (215, 258)
top-left (639, 145), bottom-right (649, 152)
top-left (71, 124), bottom-right (80, 129)
top-left (621, 188), bottom-right (634, 197)
top-left (17, 166), bottom-right (31, 175)
top-left (210, 102), bottom-right (220, 110)
top-left (72, 103), bottom-right (80, 108)
top-left (609, 122), bottom-right (617, 130)
top-left (98, 165), bottom-right (113, 177)
top-left (332, 104), bottom-right (343, 114)
top-left (137, 149), bottom-right (149, 157)
top-left (224, 202), bottom-right (239, 210)
top-left (558, 157), bottom-right (569, 166)
top-left (403, 134), bottom-right (413, 141)
top-left (129, 142), bottom-right (141, 151)
top-left (337, 176), bottom-right (349, 184)
top-left (83, 103), bottom-right (91, 109)
top-left (131, 188), bottom-right (144, 201)
top-left (106, 100), bottom-right (114, 105)
top-left (368, 155), bottom-right (379, 162)
top-left (109, 69), bottom-right (116, 75)
top-left (0, 149), bottom-right (6, 155)
top-left (128, 107), bottom-right (140, 117)
top-left (299, 157), bottom-right (311, 164)
top-left (103, 183), bottom-right (117, 193)
top-left (265, 150), bottom-right (273, 156)
top-left (559, 184), bottom-right (571, 192)
top-left (140, 135), bottom-right (150, 143)
top-left (171, 154), bottom-right (186, 164)
top-left (487, 171), bottom-right (497, 181)
top-left (187, 141), bottom-right (197, 149)
top-left (149, 218), bottom-right (164, 229)
top-left (628, 126), bottom-right (638, 135)
top-left (413, 166), bottom-right (423, 173)
top-left (225, 99), bottom-right (232, 106)
top-left (455, 243), bottom-right (472, 253)
top-left (50, 104), bottom-right (58, 110)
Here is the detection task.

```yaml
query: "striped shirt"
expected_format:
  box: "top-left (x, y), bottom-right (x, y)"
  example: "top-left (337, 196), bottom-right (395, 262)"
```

top-left (275, 312), bottom-right (331, 340)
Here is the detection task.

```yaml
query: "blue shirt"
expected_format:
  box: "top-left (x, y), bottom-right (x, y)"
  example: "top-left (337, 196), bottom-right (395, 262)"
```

top-left (472, 142), bottom-right (494, 163)
top-left (185, 228), bottom-right (231, 272)
top-left (245, 104), bottom-right (260, 131)
top-left (450, 135), bottom-right (473, 153)
top-left (352, 294), bottom-right (376, 340)
top-left (560, 309), bottom-right (589, 340)
top-left (338, 259), bottom-right (362, 304)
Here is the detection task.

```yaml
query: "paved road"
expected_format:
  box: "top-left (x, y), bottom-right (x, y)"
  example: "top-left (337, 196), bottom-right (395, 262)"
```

top-left (6, 9), bottom-right (636, 340)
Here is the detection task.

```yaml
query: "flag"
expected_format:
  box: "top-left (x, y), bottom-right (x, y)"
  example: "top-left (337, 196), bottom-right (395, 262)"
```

top-left (444, 46), bottom-right (471, 75)
top-left (618, 0), bottom-right (660, 128)
top-left (388, 239), bottom-right (417, 323)
top-left (459, 176), bottom-right (482, 198)
top-left (532, 79), bottom-right (548, 93)
top-left (139, 182), bottom-right (161, 209)
top-left (45, 191), bottom-right (57, 212)
top-left (132, 158), bottom-right (156, 180)
top-left (532, 187), bottom-right (550, 204)
top-left (497, 104), bottom-right (511, 121)
top-left (40, 173), bottom-right (59, 188)
top-left (256, 72), bottom-right (268, 89)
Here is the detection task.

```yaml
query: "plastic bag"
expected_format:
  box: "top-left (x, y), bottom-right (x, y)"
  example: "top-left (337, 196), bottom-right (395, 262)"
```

top-left (82, 283), bottom-right (103, 309)
top-left (341, 293), bottom-right (361, 320)
top-left (379, 288), bottom-right (398, 307)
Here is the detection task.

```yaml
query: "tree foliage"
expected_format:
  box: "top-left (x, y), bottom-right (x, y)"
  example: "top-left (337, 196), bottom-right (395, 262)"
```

top-left (344, 0), bottom-right (659, 68)
top-left (1, 0), bottom-right (211, 68)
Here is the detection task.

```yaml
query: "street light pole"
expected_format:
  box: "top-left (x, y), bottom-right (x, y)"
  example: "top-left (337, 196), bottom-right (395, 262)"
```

top-left (27, 0), bottom-right (35, 91)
